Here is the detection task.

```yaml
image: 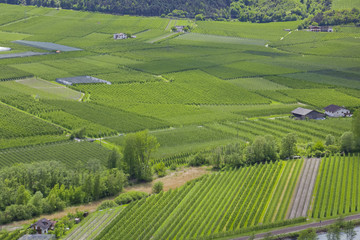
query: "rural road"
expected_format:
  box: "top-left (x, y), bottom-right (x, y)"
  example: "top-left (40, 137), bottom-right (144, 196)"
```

top-left (232, 213), bottom-right (360, 240)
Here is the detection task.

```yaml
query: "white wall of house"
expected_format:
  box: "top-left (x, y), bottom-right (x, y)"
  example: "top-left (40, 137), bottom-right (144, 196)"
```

top-left (325, 109), bottom-right (350, 117)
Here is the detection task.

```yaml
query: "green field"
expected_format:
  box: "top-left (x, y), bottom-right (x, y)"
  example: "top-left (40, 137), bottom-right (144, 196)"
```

top-left (0, 141), bottom-right (112, 168)
top-left (0, 3), bottom-right (359, 239)
top-left (0, 2), bottom-right (358, 182)
top-left (312, 155), bottom-right (360, 219)
top-left (94, 160), bottom-right (304, 240)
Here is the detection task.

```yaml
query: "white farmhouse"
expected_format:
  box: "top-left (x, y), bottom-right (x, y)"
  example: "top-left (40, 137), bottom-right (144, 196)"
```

top-left (114, 33), bottom-right (128, 40)
top-left (324, 105), bottom-right (351, 117)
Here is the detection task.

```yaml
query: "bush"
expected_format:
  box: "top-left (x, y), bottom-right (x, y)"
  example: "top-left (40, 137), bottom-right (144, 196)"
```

top-left (97, 200), bottom-right (118, 210)
top-left (188, 153), bottom-right (208, 167)
top-left (114, 191), bottom-right (149, 205)
top-left (153, 162), bottom-right (166, 177)
top-left (152, 181), bottom-right (163, 194)
top-left (170, 163), bottom-right (177, 171)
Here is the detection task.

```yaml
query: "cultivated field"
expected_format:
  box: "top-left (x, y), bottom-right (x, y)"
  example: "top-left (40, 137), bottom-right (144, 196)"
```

top-left (64, 207), bottom-right (123, 240)
top-left (92, 160), bottom-right (305, 240)
top-left (311, 155), bottom-right (360, 219)
top-left (288, 158), bottom-right (321, 219)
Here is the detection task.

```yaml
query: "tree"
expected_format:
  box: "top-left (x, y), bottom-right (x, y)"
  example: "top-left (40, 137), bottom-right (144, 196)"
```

top-left (16, 185), bottom-right (31, 205)
top-left (246, 135), bottom-right (278, 163)
top-left (153, 162), bottom-right (166, 177)
top-left (280, 133), bottom-right (297, 159)
top-left (29, 191), bottom-right (44, 216)
top-left (171, 26), bottom-right (177, 32)
top-left (344, 221), bottom-right (356, 240)
top-left (93, 174), bottom-right (101, 200)
top-left (108, 148), bottom-right (121, 169)
top-left (104, 169), bottom-right (127, 196)
top-left (325, 134), bottom-right (335, 146)
top-left (123, 130), bottom-right (159, 181)
top-left (298, 228), bottom-right (318, 240)
top-left (340, 132), bottom-right (354, 153)
top-left (327, 225), bottom-right (341, 240)
top-left (152, 181), bottom-right (163, 194)
top-left (352, 110), bottom-right (360, 149)
top-left (195, 14), bottom-right (204, 21)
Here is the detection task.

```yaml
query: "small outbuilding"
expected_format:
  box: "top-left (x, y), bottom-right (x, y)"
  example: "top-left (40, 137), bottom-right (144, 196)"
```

top-left (31, 218), bottom-right (56, 234)
top-left (324, 105), bottom-right (351, 117)
top-left (113, 33), bottom-right (128, 40)
top-left (291, 107), bottom-right (325, 120)
top-left (174, 26), bottom-right (185, 32)
top-left (309, 26), bottom-right (333, 32)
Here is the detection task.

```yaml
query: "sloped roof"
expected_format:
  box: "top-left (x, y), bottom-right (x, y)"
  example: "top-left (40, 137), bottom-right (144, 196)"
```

top-left (34, 218), bottom-right (55, 230)
top-left (324, 104), bottom-right (345, 113)
top-left (291, 107), bottom-right (313, 116)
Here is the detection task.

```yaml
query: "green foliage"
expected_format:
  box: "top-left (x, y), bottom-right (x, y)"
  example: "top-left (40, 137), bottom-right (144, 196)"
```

top-left (325, 134), bottom-right (336, 146)
top-left (298, 228), bottom-right (318, 240)
top-left (107, 148), bottom-right (123, 170)
top-left (352, 110), bottom-right (360, 149)
top-left (114, 191), bottom-right (149, 205)
top-left (93, 162), bottom-right (304, 240)
top-left (0, 103), bottom-right (63, 138)
top-left (246, 135), bottom-right (278, 163)
top-left (312, 155), bottom-right (360, 219)
top-left (152, 181), bottom-right (164, 194)
top-left (153, 162), bottom-right (166, 177)
top-left (0, 141), bottom-right (112, 169)
top-left (0, 160), bottom-right (127, 224)
top-left (188, 153), bottom-right (208, 166)
top-left (97, 200), bottom-right (118, 210)
top-left (123, 130), bottom-right (159, 181)
top-left (340, 132), bottom-right (354, 153)
top-left (280, 133), bottom-right (297, 159)
top-left (210, 143), bottom-right (246, 169)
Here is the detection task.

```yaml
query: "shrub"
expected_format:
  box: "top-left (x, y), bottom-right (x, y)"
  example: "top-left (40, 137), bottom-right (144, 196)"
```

top-left (170, 163), bottom-right (177, 171)
top-left (114, 191), bottom-right (149, 205)
top-left (97, 200), bottom-right (118, 210)
top-left (153, 162), bottom-right (166, 177)
top-left (188, 153), bottom-right (208, 166)
top-left (152, 181), bottom-right (163, 194)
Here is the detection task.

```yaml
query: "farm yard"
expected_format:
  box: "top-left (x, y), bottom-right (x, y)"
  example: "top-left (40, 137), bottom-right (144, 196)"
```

top-left (0, 2), bottom-right (360, 240)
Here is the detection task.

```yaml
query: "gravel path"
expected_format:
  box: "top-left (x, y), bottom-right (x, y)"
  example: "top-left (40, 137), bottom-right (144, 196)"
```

top-left (288, 158), bottom-right (321, 219)
top-left (232, 213), bottom-right (360, 240)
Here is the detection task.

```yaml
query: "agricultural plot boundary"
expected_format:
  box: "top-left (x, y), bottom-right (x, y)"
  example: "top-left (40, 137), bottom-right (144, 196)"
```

top-left (0, 51), bottom-right (51, 59)
top-left (13, 40), bottom-right (82, 52)
top-left (287, 158), bottom-right (321, 219)
top-left (64, 207), bottom-right (123, 240)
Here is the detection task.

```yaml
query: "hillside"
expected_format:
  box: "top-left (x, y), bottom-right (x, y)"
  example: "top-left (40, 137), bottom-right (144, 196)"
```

top-left (1, 0), bottom-right (357, 23)
top-left (0, 3), bottom-right (359, 239)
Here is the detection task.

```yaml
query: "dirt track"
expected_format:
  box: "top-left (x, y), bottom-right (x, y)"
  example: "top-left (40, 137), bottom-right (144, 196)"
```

top-left (288, 158), bottom-right (321, 219)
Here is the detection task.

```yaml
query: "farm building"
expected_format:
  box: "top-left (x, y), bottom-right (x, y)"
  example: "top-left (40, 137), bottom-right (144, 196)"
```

top-left (56, 76), bottom-right (111, 86)
top-left (291, 107), bottom-right (325, 120)
top-left (30, 218), bottom-right (56, 234)
top-left (175, 26), bottom-right (185, 32)
top-left (324, 105), bottom-right (351, 117)
top-left (309, 26), bottom-right (333, 32)
top-left (113, 33), bottom-right (127, 40)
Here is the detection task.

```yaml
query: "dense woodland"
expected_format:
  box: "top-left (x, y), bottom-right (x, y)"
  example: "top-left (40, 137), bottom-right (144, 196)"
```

top-left (2, 0), bottom-right (359, 24)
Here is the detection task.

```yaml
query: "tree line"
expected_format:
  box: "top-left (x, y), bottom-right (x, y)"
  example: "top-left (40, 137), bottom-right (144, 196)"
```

top-left (3, 0), bottom-right (358, 25)
top-left (0, 130), bottom-right (159, 224)
top-left (191, 110), bottom-right (360, 170)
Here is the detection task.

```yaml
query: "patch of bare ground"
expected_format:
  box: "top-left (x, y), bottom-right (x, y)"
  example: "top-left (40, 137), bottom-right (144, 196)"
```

top-left (0, 166), bottom-right (209, 231)
top-left (288, 158), bottom-right (321, 219)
